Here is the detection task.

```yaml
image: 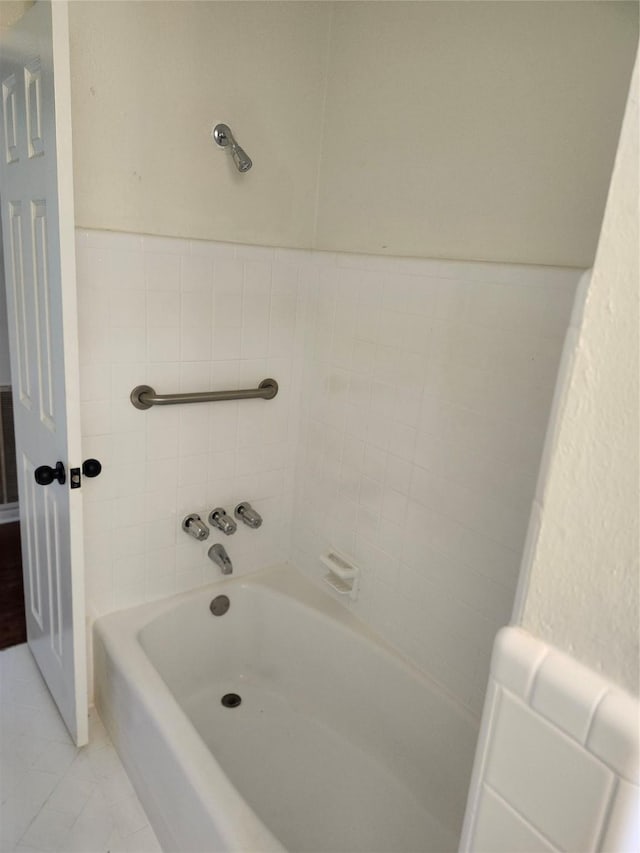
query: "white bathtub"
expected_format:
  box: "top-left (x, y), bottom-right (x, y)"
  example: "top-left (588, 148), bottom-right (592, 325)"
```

top-left (94, 563), bottom-right (479, 852)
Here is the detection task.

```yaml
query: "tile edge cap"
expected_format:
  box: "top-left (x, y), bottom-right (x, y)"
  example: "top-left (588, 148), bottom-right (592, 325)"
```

top-left (490, 626), bottom-right (549, 700)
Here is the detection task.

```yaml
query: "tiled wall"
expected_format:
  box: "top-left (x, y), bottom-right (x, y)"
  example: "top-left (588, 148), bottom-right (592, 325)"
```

top-left (77, 229), bottom-right (580, 717)
top-left (461, 627), bottom-right (640, 852)
top-left (75, 229), bottom-right (305, 620)
top-left (291, 253), bottom-right (579, 714)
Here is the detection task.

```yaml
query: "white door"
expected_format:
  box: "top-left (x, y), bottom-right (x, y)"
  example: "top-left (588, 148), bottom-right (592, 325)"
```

top-left (0, 0), bottom-right (87, 745)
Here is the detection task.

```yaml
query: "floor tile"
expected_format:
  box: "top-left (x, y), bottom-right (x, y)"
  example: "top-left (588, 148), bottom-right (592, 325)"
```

top-left (0, 644), bottom-right (161, 853)
top-left (1, 798), bottom-right (37, 851)
top-left (126, 826), bottom-right (162, 853)
top-left (19, 806), bottom-right (75, 851)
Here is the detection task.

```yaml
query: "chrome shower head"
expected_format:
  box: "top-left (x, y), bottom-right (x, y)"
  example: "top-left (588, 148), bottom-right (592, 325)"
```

top-left (212, 123), bottom-right (253, 173)
top-left (231, 145), bottom-right (252, 173)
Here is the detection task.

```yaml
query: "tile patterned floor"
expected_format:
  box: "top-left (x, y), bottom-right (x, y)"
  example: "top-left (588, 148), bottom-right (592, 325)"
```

top-left (0, 644), bottom-right (161, 852)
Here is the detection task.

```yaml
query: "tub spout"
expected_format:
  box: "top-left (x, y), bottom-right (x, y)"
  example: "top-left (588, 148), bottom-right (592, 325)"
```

top-left (208, 543), bottom-right (233, 575)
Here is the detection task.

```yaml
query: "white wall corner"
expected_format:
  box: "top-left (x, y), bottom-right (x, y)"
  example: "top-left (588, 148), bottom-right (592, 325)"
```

top-left (515, 51), bottom-right (639, 694)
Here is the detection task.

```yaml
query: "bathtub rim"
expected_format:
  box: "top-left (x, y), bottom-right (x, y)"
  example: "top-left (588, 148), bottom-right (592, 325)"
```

top-left (97, 560), bottom-right (480, 731)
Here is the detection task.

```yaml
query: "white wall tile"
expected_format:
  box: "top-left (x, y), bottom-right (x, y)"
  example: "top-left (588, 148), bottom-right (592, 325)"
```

top-left (600, 778), bottom-right (640, 852)
top-left (293, 253), bottom-right (577, 715)
top-left (180, 255), bottom-right (212, 291)
top-left (79, 364), bottom-right (111, 402)
top-left (77, 229), bottom-right (578, 722)
top-left (77, 229), bottom-right (302, 619)
top-left (212, 326), bottom-right (241, 361)
top-left (214, 283), bottom-right (243, 328)
top-left (78, 324), bottom-right (111, 366)
top-left (80, 401), bottom-right (112, 438)
top-left (181, 289), bottom-right (212, 328)
top-left (485, 691), bottom-right (614, 851)
top-left (144, 252), bottom-right (181, 291)
top-left (146, 292), bottom-right (180, 328)
top-left (180, 326), bottom-right (212, 361)
top-left (171, 455), bottom-right (205, 491)
top-left (108, 290), bottom-right (146, 328)
top-left (178, 362), bottom-right (211, 393)
top-left (472, 785), bottom-right (557, 853)
top-left (110, 327), bottom-right (147, 364)
top-left (147, 327), bottom-right (179, 363)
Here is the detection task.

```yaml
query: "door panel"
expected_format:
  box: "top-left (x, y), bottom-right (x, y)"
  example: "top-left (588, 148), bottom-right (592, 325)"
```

top-left (6, 200), bottom-right (32, 406)
top-left (22, 452), bottom-right (42, 626)
top-left (0, 0), bottom-right (87, 745)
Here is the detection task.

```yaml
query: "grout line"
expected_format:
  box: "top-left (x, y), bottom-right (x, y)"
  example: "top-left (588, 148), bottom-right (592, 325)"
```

top-left (483, 780), bottom-right (562, 852)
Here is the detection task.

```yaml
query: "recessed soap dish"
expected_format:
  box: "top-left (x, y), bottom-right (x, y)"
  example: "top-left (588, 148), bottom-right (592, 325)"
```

top-left (321, 551), bottom-right (360, 601)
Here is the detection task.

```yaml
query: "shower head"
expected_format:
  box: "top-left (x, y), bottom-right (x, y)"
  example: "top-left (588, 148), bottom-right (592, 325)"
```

top-left (232, 146), bottom-right (252, 173)
top-left (212, 123), bottom-right (253, 173)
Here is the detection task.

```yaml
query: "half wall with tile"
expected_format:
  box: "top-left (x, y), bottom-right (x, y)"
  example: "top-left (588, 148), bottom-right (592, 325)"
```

top-left (460, 627), bottom-right (639, 852)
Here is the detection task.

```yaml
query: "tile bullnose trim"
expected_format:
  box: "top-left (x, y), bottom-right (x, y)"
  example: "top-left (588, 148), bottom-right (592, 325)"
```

top-left (490, 626), bottom-right (549, 700)
top-left (464, 627), bottom-right (640, 853)
top-left (491, 626), bottom-right (640, 777)
top-left (587, 690), bottom-right (640, 784)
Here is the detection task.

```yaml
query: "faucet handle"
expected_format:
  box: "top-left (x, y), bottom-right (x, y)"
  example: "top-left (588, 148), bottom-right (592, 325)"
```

top-left (182, 513), bottom-right (210, 541)
top-left (208, 508), bottom-right (237, 535)
top-left (234, 501), bottom-right (263, 529)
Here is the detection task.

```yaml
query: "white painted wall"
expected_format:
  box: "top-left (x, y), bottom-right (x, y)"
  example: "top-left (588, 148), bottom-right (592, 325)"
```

top-left (67, 1), bottom-right (638, 267)
top-left (519, 57), bottom-right (639, 695)
top-left (315, 1), bottom-right (638, 267)
top-left (68, 1), bottom-right (331, 249)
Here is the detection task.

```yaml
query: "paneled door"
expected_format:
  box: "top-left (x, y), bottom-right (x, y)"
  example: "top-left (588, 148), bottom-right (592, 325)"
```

top-left (0, 0), bottom-right (87, 744)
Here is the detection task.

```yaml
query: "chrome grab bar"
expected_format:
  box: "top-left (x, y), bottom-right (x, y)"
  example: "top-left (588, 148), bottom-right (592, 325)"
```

top-left (130, 378), bottom-right (278, 410)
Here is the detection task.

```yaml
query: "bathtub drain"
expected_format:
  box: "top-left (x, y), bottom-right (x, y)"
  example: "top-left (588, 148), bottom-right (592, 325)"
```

top-left (221, 693), bottom-right (242, 708)
top-left (210, 595), bottom-right (230, 616)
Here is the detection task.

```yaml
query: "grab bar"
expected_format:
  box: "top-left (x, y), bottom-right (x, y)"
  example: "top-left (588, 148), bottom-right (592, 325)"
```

top-left (130, 378), bottom-right (278, 410)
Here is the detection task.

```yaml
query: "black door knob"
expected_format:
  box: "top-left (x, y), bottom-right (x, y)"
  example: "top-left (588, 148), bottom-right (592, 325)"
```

top-left (82, 458), bottom-right (102, 478)
top-left (34, 461), bottom-right (66, 486)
